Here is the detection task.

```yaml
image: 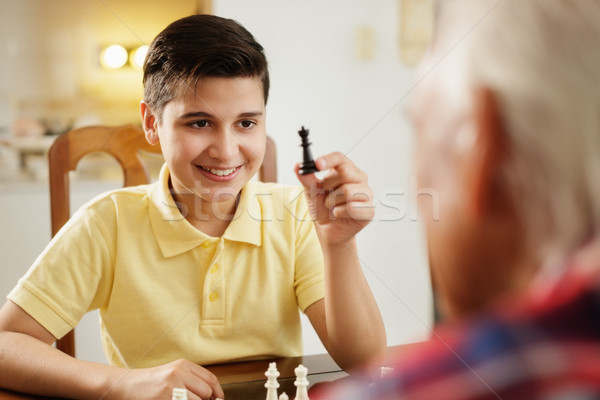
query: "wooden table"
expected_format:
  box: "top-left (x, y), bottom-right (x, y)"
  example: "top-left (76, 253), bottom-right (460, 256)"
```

top-left (0, 346), bottom-right (406, 400)
top-left (0, 352), bottom-right (352, 400)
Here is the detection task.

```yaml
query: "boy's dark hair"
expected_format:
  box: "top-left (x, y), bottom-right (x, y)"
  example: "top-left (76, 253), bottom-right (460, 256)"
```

top-left (143, 14), bottom-right (270, 119)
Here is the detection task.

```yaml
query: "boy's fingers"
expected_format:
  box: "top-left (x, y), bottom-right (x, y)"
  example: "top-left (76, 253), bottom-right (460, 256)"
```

top-left (296, 155), bottom-right (370, 207)
top-left (313, 153), bottom-right (367, 192)
top-left (294, 163), bottom-right (320, 193)
top-left (184, 387), bottom-right (206, 400)
top-left (314, 151), bottom-right (347, 171)
top-left (324, 184), bottom-right (373, 210)
top-left (332, 201), bottom-right (375, 221)
top-left (319, 166), bottom-right (366, 192)
top-left (189, 365), bottom-right (224, 400)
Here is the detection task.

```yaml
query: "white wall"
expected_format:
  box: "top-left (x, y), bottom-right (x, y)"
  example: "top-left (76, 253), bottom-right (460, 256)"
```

top-left (0, 0), bottom-right (433, 363)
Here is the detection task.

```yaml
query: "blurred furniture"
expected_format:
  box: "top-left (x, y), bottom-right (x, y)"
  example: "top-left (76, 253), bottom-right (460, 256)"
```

top-left (0, 135), bottom-right (57, 169)
top-left (47, 124), bottom-right (277, 357)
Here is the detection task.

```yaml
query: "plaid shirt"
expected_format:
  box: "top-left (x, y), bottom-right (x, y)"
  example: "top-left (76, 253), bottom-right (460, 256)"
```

top-left (320, 261), bottom-right (600, 399)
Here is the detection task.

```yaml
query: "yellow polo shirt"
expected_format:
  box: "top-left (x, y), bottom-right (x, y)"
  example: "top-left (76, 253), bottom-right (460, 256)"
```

top-left (8, 165), bottom-right (324, 368)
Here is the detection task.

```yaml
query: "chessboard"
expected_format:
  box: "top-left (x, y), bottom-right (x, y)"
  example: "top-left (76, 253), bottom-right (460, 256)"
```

top-left (174, 361), bottom-right (395, 400)
top-left (205, 352), bottom-right (349, 399)
top-left (173, 363), bottom-right (317, 400)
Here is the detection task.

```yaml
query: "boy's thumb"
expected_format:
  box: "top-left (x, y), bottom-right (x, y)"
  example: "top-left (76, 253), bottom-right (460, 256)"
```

top-left (294, 163), bottom-right (319, 193)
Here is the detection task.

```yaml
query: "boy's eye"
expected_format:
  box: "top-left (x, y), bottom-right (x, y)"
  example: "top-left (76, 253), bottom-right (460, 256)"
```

top-left (191, 120), bottom-right (209, 128)
top-left (239, 120), bottom-right (255, 128)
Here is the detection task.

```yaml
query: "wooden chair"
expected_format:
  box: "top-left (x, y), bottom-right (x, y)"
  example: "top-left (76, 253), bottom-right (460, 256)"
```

top-left (48, 124), bottom-right (277, 356)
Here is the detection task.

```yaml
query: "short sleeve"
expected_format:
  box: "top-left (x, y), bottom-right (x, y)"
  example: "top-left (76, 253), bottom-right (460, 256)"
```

top-left (7, 198), bottom-right (116, 339)
top-left (291, 189), bottom-right (325, 312)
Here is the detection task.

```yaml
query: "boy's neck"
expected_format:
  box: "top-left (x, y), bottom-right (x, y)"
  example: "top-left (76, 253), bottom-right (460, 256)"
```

top-left (189, 214), bottom-right (234, 238)
top-left (171, 190), bottom-right (240, 238)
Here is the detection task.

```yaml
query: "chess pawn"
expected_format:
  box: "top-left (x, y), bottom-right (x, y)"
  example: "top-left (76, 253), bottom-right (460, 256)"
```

top-left (279, 393), bottom-right (289, 400)
top-left (294, 364), bottom-right (309, 400)
top-left (265, 362), bottom-right (280, 400)
top-left (172, 388), bottom-right (187, 400)
top-left (298, 126), bottom-right (319, 175)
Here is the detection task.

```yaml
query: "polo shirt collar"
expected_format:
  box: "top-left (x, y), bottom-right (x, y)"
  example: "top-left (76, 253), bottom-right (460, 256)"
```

top-left (149, 165), bottom-right (262, 258)
top-left (222, 179), bottom-right (262, 246)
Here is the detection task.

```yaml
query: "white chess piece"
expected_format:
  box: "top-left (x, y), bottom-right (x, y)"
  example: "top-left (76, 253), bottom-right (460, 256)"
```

top-left (265, 362), bottom-right (280, 400)
top-left (294, 364), bottom-right (309, 400)
top-left (172, 388), bottom-right (187, 400)
top-left (279, 393), bottom-right (289, 400)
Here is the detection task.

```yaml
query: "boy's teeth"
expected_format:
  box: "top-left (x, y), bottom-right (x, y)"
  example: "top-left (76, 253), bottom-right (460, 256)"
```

top-left (200, 166), bottom-right (237, 176)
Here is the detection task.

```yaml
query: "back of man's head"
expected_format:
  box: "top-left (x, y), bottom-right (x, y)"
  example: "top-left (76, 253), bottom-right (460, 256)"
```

top-left (431, 0), bottom-right (600, 270)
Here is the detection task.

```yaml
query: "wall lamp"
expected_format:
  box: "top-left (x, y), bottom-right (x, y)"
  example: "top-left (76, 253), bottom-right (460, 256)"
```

top-left (100, 44), bottom-right (149, 70)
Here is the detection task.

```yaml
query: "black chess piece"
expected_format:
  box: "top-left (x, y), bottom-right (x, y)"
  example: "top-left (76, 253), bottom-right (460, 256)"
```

top-left (298, 126), bottom-right (319, 175)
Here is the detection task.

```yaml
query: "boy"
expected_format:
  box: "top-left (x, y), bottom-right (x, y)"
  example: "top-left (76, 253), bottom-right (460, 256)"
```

top-left (0, 14), bottom-right (385, 400)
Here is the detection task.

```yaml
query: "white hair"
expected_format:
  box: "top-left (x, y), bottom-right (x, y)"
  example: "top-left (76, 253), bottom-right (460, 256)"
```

top-left (434, 0), bottom-right (600, 269)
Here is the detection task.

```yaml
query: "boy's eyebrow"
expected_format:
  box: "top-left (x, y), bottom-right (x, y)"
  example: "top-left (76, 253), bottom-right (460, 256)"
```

top-left (179, 111), bottom-right (264, 119)
top-left (238, 111), bottom-right (264, 118)
top-left (179, 111), bottom-right (213, 119)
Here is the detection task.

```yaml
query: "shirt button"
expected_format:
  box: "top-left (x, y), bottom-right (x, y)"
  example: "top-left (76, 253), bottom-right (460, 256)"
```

top-left (208, 292), bottom-right (219, 302)
top-left (201, 241), bottom-right (211, 248)
top-left (210, 264), bottom-right (219, 274)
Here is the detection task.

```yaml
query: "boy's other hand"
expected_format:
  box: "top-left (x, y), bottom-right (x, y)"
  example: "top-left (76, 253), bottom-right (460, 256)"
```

top-left (108, 359), bottom-right (224, 400)
top-left (295, 152), bottom-right (374, 245)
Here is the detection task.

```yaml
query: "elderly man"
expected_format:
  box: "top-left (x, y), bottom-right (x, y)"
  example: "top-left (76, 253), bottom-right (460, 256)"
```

top-left (322, 0), bottom-right (600, 398)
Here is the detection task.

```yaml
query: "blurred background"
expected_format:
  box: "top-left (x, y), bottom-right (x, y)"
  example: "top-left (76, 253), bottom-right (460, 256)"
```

top-left (0, 0), bottom-right (434, 364)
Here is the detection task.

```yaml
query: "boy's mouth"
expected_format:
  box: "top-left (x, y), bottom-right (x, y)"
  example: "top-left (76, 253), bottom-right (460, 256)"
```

top-left (197, 165), bottom-right (240, 177)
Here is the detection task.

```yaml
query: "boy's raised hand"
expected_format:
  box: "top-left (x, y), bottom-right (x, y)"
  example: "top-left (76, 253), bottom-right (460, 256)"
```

top-left (295, 152), bottom-right (374, 245)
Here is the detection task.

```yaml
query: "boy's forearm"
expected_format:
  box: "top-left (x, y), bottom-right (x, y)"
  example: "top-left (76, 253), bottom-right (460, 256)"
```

top-left (0, 331), bottom-right (119, 399)
top-left (321, 238), bottom-right (387, 372)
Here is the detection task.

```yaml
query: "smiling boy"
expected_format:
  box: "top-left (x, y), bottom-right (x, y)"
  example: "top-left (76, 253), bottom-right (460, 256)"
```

top-left (0, 14), bottom-right (385, 400)
top-left (142, 77), bottom-right (266, 237)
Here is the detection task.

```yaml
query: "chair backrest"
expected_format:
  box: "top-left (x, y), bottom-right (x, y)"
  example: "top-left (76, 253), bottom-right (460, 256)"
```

top-left (48, 124), bottom-right (277, 357)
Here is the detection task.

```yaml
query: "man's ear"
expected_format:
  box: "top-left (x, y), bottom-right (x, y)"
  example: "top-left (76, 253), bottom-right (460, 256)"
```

top-left (140, 101), bottom-right (159, 145)
top-left (468, 87), bottom-right (508, 217)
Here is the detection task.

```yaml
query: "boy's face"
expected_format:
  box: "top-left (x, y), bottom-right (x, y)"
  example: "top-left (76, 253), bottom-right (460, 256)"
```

top-left (145, 76), bottom-right (266, 212)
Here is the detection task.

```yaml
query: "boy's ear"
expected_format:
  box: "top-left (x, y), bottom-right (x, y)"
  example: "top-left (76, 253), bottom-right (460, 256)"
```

top-left (140, 101), bottom-right (159, 145)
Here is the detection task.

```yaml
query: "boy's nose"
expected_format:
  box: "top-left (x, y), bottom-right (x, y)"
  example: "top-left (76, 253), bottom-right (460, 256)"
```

top-left (208, 129), bottom-right (240, 161)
